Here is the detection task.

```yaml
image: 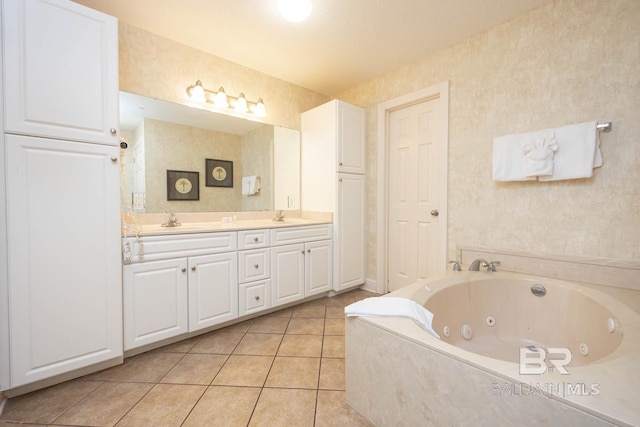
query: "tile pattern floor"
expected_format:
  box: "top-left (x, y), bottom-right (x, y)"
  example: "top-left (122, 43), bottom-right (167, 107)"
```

top-left (0, 289), bottom-right (375, 427)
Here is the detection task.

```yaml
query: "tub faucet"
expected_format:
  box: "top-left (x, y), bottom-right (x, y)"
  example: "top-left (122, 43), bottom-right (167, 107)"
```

top-left (162, 212), bottom-right (181, 227)
top-left (469, 258), bottom-right (500, 272)
top-left (273, 210), bottom-right (285, 222)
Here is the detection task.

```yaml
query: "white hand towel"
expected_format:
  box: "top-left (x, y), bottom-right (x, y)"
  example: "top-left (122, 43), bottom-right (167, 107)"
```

top-left (242, 176), bottom-right (259, 195)
top-left (523, 128), bottom-right (558, 177)
top-left (539, 121), bottom-right (601, 181)
top-left (345, 297), bottom-right (440, 338)
top-left (493, 132), bottom-right (537, 182)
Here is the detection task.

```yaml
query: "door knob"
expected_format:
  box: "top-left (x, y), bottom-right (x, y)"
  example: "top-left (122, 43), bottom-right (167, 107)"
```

top-left (430, 209), bottom-right (439, 217)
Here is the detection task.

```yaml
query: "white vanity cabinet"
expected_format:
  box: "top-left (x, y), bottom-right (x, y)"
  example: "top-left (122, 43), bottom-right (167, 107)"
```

top-left (301, 100), bottom-right (366, 292)
top-left (270, 225), bottom-right (333, 307)
top-left (237, 229), bottom-right (271, 316)
top-left (123, 232), bottom-right (238, 351)
top-left (123, 258), bottom-right (189, 350)
top-left (1, 0), bottom-right (121, 391)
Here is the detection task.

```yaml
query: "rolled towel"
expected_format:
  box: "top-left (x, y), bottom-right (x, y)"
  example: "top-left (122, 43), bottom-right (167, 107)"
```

top-left (345, 297), bottom-right (440, 338)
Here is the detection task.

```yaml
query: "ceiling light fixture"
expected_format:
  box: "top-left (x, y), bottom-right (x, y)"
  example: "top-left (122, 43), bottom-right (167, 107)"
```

top-left (277, 0), bottom-right (312, 23)
top-left (186, 80), bottom-right (266, 117)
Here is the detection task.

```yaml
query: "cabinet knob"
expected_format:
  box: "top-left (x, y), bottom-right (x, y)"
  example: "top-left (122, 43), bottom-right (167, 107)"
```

top-left (430, 209), bottom-right (439, 217)
top-left (339, 162), bottom-right (343, 166)
top-left (254, 264), bottom-right (259, 269)
top-left (110, 128), bottom-right (117, 135)
top-left (191, 266), bottom-right (196, 271)
top-left (253, 237), bottom-right (259, 242)
top-left (300, 250), bottom-right (305, 254)
top-left (339, 178), bottom-right (343, 182)
top-left (181, 268), bottom-right (187, 273)
top-left (111, 156), bottom-right (118, 162)
top-left (307, 249), bottom-right (311, 253)
top-left (255, 296), bottom-right (260, 301)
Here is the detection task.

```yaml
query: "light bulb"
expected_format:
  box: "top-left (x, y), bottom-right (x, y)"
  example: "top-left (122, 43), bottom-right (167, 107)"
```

top-left (188, 80), bottom-right (206, 102)
top-left (254, 98), bottom-right (266, 116)
top-left (214, 86), bottom-right (229, 108)
top-left (235, 93), bottom-right (248, 113)
top-left (277, 0), bottom-right (312, 23)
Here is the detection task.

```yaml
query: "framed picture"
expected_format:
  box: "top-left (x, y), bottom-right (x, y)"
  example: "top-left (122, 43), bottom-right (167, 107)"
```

top-left (206, 159), bottom-right (233, 188)
top-left (166, 170), bottom-right (199, 201)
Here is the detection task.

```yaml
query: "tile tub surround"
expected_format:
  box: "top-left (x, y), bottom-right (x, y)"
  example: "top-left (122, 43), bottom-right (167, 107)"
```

top-left (346, 272), bottom-right (640, 426)
top-left (0, 289), bottom-right (373, 427)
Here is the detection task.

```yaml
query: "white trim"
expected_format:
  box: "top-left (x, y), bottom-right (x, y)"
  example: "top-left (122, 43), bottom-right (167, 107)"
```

top-left (376, 82), bottom-right (449, 294)
top-left (362, 278), bottom-right (378, 293)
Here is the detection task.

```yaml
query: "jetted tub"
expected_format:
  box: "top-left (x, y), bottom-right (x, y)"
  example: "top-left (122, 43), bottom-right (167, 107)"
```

top-left (345, 271), bottom-right (640, 426)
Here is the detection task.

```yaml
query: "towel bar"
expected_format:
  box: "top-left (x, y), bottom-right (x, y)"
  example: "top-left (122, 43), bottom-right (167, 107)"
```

top-left (596, 122), bottom-right (612, 132)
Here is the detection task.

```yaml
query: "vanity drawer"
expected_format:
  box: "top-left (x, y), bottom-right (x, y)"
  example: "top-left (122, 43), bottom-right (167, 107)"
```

top-left (127, 232), bottom-right (237, 262)
top-left (237, 229), bottom-right (270, 250)
top-left (239, 280), bottom-right (271, 316)
top-left (270, 224), bottom-right (332, 246)
top-left (238, 248), bottom-right (271, 283)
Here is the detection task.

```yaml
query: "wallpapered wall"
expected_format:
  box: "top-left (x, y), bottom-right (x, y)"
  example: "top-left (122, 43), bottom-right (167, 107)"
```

top-left (337, 0), bottom-right (640, 279)
top-left (118, 0), bottom-right (639, 284)
top-left (118, 23), bottom-right (330, 131)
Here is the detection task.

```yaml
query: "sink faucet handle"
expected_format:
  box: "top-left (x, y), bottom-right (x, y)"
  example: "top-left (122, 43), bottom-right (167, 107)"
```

top-left (487, 260), bottom-right (501, 272)
top-left (448, 260), bottom-right (461, 271)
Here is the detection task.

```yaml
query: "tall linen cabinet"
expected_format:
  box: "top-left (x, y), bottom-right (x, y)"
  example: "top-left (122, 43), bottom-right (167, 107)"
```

top-left (301, 100), bottom-right (366, 291)
top-left (0, 0), bottom-right (122, 392)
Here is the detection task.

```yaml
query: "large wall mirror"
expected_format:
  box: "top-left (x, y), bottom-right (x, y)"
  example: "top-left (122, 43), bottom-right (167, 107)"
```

top-left (120, 92), bottom-right (300, 213)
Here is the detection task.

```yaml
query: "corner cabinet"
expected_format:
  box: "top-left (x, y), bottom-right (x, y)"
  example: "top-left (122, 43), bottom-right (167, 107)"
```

top-left (1, 0), bottom-right (121, 391)
top-left (301, 100), bottom-right (366, 291)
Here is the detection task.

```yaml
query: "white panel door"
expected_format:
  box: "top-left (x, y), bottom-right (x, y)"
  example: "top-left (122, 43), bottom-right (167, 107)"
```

top-left (305, 240), bottom-right (332, 296)
top-left (6, 135), bottom-right (122, 385)
top-left (337, 102), bottom-right (366, 174)
top-left (3, 0), bottom-right (119, 145)
top-left (336, 173), bottom-right (366, 290)
top-left (123, 259), bottom-right (188, 351)
top-left (271, 244), bottom-right (305, 307)
top-left (388, 97), bottom-right (443, 291)
top-left (188, 253), bottom-right (238, 332)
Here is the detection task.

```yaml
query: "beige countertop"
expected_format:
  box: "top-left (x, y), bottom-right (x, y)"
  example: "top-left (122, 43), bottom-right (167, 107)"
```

top-left (122, 211), bottom-right (332, 237)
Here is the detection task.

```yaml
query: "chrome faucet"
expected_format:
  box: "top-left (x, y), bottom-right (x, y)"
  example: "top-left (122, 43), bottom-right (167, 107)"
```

top-left (469, 258), bottom-right (500, 272)
top-left (273, 210), bottom-right (285, 222)
top-left (162, 212), bottom-right (181, 227)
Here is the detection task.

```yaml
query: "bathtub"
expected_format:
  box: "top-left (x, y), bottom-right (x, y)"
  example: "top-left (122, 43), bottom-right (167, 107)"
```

top-left (345, 271), bottom-right (640, 426)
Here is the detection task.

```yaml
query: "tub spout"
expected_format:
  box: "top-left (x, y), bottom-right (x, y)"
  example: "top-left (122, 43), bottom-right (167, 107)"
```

top-left (468, 258), bottom-right (489, 271)
top-left (469, 259), bottom-right (500, 272)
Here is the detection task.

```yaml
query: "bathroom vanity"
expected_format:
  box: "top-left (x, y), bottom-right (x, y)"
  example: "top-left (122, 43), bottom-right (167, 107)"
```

top-left (122, 218), bottom-right (333, 352)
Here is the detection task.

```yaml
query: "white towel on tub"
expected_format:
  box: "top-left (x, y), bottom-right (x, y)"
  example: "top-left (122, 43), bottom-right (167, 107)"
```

top-left (345, 297), bottom-right (440, 339)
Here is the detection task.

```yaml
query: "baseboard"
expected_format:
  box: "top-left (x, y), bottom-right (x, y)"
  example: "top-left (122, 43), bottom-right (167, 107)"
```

top-left (362, 278), bottom-right (379, 293)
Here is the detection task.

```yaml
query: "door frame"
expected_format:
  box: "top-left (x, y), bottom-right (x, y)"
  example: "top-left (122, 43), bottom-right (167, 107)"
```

top-left (376, 81), bottom-right (449, 294)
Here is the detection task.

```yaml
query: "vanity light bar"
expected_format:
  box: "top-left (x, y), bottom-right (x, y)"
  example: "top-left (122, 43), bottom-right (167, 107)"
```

top-left (186, 80), bottom-right (266, 117)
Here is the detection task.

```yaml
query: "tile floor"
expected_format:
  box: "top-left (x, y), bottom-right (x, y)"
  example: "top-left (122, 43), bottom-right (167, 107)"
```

top-left (0, 289), bottom-right (375, 427)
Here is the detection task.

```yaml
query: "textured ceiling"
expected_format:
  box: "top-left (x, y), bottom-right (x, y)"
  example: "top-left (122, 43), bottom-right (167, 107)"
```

top-left (73, 0), bottom-right (552, 96)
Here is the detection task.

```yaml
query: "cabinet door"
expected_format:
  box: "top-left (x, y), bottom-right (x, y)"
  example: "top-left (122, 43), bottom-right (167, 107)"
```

top-left (6, 135), bottom-right (122, 385)
top-left (336, 173), bottom-right (366, 290)
top-left (123, 259), bottom-right (188, 351)
top-left (337, 101), bottom-right (365, 174)
top-left (188, 253), bottom-right (238, 332)
top-left (3, 0), bottom-right (119, 144)
top-left (271, 244), bottom-right (305, 307)
top-left (305, 240), bottom-right (333, 296)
